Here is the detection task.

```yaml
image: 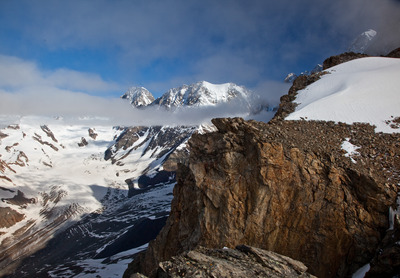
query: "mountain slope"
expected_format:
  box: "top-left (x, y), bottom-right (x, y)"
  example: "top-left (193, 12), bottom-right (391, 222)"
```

top-left (286, 57), bottom-right (400, 133)
top-left (0, 117), bottom-right (201, 277)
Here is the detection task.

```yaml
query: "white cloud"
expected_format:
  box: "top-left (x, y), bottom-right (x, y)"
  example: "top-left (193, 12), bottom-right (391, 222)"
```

top-left (46, 69), bottom-right (122, 92)
top-left (0, 88), bottom-right (253, 127)
top-left (0, 55), bottom-right (122, 93)
top-left (0, 55), bottom-right (257, 126)
top-left (0, 55), bottom-right (131, 123)
top-left (0, 55), bottom-right (42, 88)
top-left (2, 0), bottom-right (400, 93)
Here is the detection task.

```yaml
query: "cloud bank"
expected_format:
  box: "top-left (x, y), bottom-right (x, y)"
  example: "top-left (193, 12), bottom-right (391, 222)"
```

top-left (0, 55), bottom-right (274, 126)
top-left (0, 55), bottom-right (122, 94)
top-left (0, 88), bottom-right (257, 126)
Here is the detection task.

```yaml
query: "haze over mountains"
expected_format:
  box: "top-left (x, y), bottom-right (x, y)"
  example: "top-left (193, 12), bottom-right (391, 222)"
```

top-left (0, 76), bottom-right (281, 127)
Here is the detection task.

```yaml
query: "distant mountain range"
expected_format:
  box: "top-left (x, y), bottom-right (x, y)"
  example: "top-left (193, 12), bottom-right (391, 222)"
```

top-left (121, 81), bottom-right (253, 109)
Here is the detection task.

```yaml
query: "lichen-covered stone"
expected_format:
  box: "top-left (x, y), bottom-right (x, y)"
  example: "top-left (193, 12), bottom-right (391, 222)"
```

top-left (157, 245), bottom-right (316, 278)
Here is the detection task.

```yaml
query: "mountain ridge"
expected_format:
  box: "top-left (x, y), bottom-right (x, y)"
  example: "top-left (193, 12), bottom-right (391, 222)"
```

top-left (122, 81), bottom-right (253, 110)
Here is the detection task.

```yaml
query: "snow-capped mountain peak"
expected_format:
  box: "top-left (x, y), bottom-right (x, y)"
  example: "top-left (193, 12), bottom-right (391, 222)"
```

top-left (152, 81), bottom-right (252, 109)
top-left (348, 29), bottom-right (377, 54)
top-left (121, 87), bottom-right (155, 107)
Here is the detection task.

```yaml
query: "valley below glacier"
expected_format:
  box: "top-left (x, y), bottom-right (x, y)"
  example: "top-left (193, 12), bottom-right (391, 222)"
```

top-left (0, 116), bottom-right (196, 277)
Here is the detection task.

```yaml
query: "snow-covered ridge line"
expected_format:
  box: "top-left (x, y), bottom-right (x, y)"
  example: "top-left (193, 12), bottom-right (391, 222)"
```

top-left (285, 57), bottom-right (400, 133)
top-left (122, 81), bottom-right (253, 109)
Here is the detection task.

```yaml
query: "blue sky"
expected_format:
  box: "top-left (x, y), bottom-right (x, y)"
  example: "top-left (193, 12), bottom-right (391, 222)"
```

top-left (0, 0), bottom-right (399, 108)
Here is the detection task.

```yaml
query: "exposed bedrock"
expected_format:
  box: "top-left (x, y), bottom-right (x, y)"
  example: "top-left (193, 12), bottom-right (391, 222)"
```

top-left (128, 117), bottom-right (400, 278)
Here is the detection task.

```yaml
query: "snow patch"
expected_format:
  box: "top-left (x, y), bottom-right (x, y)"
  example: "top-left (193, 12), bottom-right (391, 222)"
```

top-left (341, 138), bottom-right (360, 163)
top-left (389, 193), bottom-right (400, 231)
top-left (352, 263), bottom-right (370, 278)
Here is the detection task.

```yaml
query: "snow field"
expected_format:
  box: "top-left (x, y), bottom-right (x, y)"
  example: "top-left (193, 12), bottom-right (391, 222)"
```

top-left (286, 57), bottom-right (400, 133)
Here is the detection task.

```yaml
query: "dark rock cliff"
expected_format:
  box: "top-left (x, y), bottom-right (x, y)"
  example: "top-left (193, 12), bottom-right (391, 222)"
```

top-left (126, 117), bottom-right (400, 278)
top-left (322, 52), bottom-right (369, 70)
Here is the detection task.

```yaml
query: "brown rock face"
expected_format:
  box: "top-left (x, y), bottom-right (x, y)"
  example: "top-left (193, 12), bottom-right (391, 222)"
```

top-left (77, 137), bottom-right (88, 147)
top-left (131, 118), bottom-right (400, 278)
top-left (0, 207), bottom-right (24, 229)
top-left (88, 128), bottom-right (98, 140)
top-left (322, 52), bottom-right (369, 70)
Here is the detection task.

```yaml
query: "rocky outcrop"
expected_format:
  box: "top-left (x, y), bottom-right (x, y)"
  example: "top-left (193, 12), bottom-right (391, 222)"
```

top-left (273, 72), bottom-right (327, 121)
top-left (322, 46), bottom-right (400, 71)
top-left (129, 117), bottom-right (400, 278)
top-left (0, 158), bottom-right (14, 183)
top-left (40, 125), bottom-right (58, 143)
top-left (0, 207), bottom-right (24, 229)
top-left (386, 47), bottom-right (400, 58)
top-left (0, 131), bottom-right (8, 139)
top-left (77, 137), bottom-right (88, 147)
top-left (32, 133), bottom-right (59, 151)
top-left (1, 190), bottom-right (36, 208)
top-left (322, 52), bottom-right (369, 70)
top-left (88, 128), bottom-right (98, 140)
top-left (137, 245), bottom-right (315, 278)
